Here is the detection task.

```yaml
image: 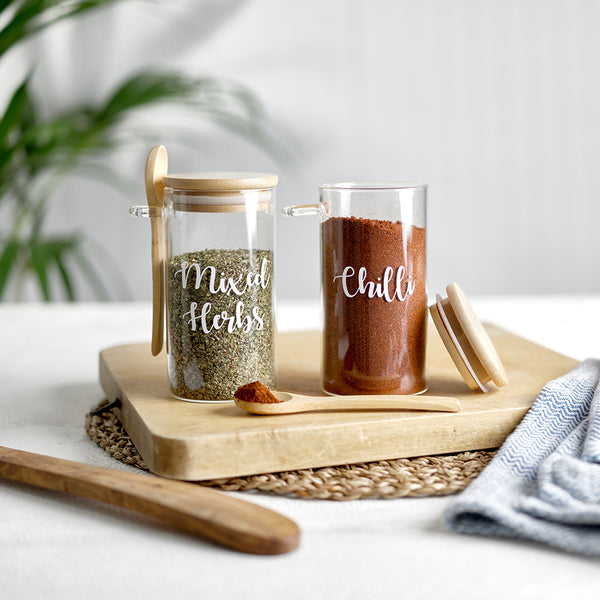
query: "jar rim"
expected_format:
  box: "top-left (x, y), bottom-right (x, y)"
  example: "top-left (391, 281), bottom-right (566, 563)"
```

top-left (319, 182), bottom-right (427, 191)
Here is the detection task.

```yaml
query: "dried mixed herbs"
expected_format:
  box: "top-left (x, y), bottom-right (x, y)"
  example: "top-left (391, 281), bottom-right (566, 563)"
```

top-left (167, 248), bottom-right (275, 401)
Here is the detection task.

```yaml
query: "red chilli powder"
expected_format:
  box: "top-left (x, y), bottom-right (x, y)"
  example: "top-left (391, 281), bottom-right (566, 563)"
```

top-left (322, 216), bottom-right (427, 395)
top-left (234, 381), bottom-right (281, 403)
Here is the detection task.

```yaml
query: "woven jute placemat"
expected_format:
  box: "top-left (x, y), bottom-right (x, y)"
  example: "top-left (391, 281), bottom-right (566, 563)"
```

top-left (85, 400), bottom-right (496, 501)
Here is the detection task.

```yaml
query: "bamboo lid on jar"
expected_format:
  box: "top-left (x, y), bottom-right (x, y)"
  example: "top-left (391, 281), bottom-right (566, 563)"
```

top-left (164, 172), bottom-right (278, 192)
top-left (429, 282), bottom-right (508, 393)
top-left (164, 172), bottom-right (277, 213)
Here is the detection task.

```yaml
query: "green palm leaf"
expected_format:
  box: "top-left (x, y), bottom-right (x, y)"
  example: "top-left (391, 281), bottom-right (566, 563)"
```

top-left (0, 1), bottom-right (121, 59)
top-left (0, 78), bottom-right (29, 142)
top-left (0, 238), bottom-right (21, 299)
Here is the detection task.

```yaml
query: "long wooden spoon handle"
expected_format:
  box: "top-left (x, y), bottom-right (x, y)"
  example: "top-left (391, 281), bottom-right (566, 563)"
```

top-left (0, 446), bottom-right (299, 555)
top-left (321, 395), bottom-right (461, 412)
top-left (235, 394), bottom-right (461, 415)
top-left (145, 145), bottom-right (168, 356)
top-left (149, 215), bottom-right (164, 355)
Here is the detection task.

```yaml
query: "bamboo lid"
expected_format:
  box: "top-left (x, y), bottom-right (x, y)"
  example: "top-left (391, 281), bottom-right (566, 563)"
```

top-left (164, 172), bottom-right (278, 192)
top-left (429, 282), bottom-right (508, 393)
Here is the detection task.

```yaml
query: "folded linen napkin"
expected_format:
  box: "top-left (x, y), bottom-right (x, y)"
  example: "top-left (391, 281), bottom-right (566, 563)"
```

top-left (444, 358), bottom-right (600, 555)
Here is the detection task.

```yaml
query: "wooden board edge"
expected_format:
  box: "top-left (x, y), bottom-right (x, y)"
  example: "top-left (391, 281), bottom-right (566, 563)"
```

top-left (99, 347), bottom-right (213, 479)
top-left (99, 349), bottom-right (157, 475)
top-left (146, 406), bottom-right (528, 481)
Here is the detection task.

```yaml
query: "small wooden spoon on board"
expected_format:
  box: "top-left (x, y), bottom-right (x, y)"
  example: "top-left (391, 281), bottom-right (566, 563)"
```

top-left (0, 445), bottom-right (299, 555)
top-left (234, 387), bottom-right (461, 415)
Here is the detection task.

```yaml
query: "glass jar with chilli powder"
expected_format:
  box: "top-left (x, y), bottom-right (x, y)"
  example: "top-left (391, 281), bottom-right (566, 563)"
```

top-left (284, 183), bottom-right (427, 396)
top-left (162, 171), bottom-right (277, 402)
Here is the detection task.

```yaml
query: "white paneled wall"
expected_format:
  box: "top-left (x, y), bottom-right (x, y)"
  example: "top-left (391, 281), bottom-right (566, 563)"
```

top-left (4, 0), bottom-right (600, 300)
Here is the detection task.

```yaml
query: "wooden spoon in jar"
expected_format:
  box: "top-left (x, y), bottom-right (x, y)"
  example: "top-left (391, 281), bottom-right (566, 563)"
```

top-left (145, 145), bottom-right (168, 356)
top-left (233, 382), bottom-right (461, 415)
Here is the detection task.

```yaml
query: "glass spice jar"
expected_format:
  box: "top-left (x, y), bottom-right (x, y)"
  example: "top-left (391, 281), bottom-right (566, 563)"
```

top-left (284, 182), bottom-right (427, 396)
top-left (163, 172), bottom-right (277, 402)
top-left (132, 156), bottom-right (278, 402)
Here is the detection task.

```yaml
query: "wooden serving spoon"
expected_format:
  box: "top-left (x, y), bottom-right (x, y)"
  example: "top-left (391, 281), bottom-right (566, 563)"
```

top-left (0, 445), bottom-right (299, 555)
top-left (234, 391), bottom-right (461, 415)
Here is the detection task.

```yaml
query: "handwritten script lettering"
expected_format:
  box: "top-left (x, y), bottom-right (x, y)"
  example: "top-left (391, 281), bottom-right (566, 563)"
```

top-left (334, 265), bottom-right (416, 302)
top-left (175, 258), bottom-right (269, 295)
top-left (175, 258), bottom-right (269, 334)
top-left (183, 300), bottom-right (264, 334)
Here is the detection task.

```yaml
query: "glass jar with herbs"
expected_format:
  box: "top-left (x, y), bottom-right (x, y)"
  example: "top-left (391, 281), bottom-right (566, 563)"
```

top-left (132, 149), bottom-right (277, 403)
top-left (164, 172), bottom-right (277, 402)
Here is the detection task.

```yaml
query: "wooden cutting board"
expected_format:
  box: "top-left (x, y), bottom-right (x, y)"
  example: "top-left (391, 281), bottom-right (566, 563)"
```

top-left (99, 325), bottom-right (578, 480)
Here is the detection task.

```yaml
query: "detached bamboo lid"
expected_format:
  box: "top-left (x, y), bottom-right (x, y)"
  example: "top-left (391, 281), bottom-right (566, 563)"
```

top-left (164, 172), bottom-right (278, 192)
top-left (429, 282), bottom-right (508, 393)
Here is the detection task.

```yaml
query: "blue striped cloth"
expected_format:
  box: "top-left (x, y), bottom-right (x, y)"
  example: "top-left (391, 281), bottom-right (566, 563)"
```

top-left (444, 359), bottom-right (600, 555)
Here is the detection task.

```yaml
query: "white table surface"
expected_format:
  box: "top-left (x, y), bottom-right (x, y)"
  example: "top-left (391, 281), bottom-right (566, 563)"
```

top-left (1, 297), bottom-right (600, 599)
